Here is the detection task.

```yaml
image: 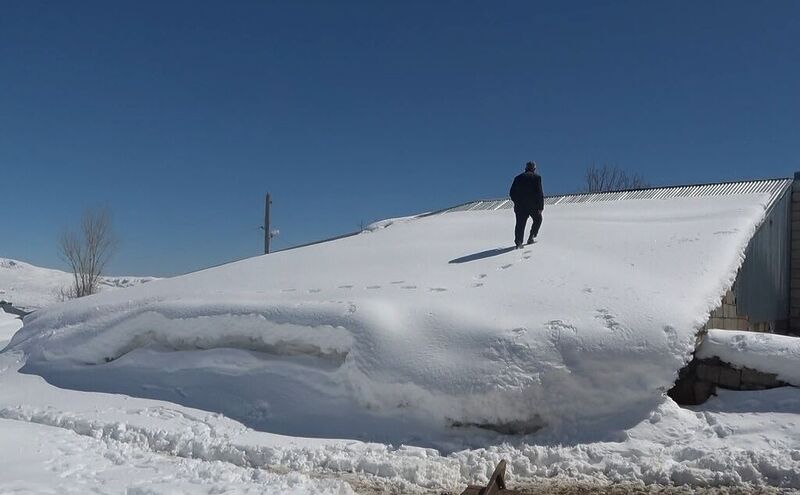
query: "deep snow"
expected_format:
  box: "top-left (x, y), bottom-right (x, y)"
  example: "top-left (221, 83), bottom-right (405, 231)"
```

top-left (1, 349), bottom-right (799, 492)
top-left (7, 193), bottom-right (772, 444)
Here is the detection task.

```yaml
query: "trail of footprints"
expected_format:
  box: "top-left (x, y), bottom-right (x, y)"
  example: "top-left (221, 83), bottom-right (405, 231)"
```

top-left (279, 250), bottom-right (534, 294)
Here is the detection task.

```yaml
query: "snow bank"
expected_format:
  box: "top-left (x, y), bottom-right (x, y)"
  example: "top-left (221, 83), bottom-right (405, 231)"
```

top-left (0, 257), bottom-right (156, 310)
top-left (697, 329), bottom-right (800, 386)
top-left (0, 419), bottom-right (354, 495)
top-left (7, 194), bottom-right (772, 442)
top-left (1, 351), bottom-right (799, 490)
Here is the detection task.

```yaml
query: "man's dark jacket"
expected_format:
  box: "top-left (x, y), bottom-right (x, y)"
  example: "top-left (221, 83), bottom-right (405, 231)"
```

top-left (509, 171), bottom-right (544, 211)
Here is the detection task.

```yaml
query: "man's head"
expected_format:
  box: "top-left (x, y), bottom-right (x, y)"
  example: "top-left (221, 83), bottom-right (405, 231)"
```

top-left (525, 161), bottom-right (537, 172)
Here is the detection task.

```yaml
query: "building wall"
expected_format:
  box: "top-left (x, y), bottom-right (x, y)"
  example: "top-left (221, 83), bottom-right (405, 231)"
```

top-left (791, 176), bottom-right (800, 332)
top-left (703, 288), bottom-right (775, 333)
top-left (704, 182), bottom-right (793, 334)
top-left (736, 182), bottom-right (792, 325)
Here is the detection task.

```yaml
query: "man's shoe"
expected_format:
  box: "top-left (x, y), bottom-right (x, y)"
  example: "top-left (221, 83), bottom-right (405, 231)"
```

top-left (515, 243), bottom-right (523, 250)
top-left (526, 237), bottom-right (536, 245)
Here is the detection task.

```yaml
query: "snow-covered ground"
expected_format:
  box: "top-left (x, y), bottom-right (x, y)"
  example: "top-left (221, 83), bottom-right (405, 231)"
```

top-left (0, 311), bottom-right (22, 348)
top-left (1, 348), bottom-right (799, 492)
top-left (0, 257), bottom-right (156, 310)
top-left (3, 191), bottom-right (800, 492)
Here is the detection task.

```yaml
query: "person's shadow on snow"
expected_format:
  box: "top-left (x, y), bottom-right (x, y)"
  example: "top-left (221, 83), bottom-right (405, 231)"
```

top-left (449, 247), bottom-right (516, 264)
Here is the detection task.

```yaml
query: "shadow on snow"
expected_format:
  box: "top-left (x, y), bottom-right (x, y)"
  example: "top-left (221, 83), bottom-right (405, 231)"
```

top-left (449, 247), bottom-right (515, 264)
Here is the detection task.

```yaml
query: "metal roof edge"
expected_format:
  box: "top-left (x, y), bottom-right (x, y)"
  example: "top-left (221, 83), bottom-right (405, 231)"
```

top-left (441, 177), bottom-right (794, 214)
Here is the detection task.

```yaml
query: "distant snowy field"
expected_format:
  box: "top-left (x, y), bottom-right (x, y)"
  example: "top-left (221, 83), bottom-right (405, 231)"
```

top-left (3, 193), bottom-right (800, 492)
top-left (0, 257), bottom-right (156, 310)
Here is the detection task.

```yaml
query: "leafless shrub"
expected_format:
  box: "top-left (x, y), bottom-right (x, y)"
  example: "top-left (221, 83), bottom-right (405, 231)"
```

top-left (59, 207), bottom-right (118, 299)
top-left (55, 285), bottom-right (78, 302)
top-left (583, 164), bottom-right (650, 193)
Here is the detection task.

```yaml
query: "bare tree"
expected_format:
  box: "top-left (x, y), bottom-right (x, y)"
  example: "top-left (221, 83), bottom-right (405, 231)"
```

top-left (583, 164), bottom-right (650, 193)
top-left (59, 207), bottom-right (118, 299)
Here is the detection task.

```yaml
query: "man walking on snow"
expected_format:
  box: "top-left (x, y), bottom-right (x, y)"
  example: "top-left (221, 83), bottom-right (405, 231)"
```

top-left (509, 161), bottom-right (544, 249)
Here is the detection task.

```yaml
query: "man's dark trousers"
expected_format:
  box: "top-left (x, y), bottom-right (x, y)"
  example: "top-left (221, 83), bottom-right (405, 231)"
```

top-left (514, 207), bottom-right (542, 246)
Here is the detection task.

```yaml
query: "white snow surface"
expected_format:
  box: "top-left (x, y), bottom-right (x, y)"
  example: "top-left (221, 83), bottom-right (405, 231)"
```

top-left (0, 311), bottom-right (23, 348)
top-left (7, 194), bottom-right (774, 444)
top-left (0, 418), bottom-right (354, 495)
top-left (1, 350), bottom-right (800, 491)
top-left (698, 329), bottom-right (800, 386)
top-left (0, 257), bottom-right (156, 310)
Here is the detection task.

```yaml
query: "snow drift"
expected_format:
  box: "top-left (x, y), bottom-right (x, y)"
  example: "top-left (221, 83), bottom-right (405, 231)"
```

top-left (6, 194), bottom-right (773, 443)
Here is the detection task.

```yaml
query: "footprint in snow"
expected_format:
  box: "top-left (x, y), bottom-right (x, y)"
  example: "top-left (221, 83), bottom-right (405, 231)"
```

top-left (522, 251), bottom-right (532, 260)
top-left (308, 289), bottom-right (322, 294)
top-left (499, 264), bottom-right (513, 270)
top-left (281, 288), bottom-right (296, 293)
top-left (475, 273), bottom-right (487, 280)
top-left (429, 287), bottom-right (448, 292)
top-left (338, 285), bottom-right (354, 289)
top-left (366, 285), bottom-right (381, 290)
top-left (472, 283), bottom-right (484, 288)
top-left (401, 285), bottom-right (417, 290)
top-left (390, 281), bottom-right (405, 285)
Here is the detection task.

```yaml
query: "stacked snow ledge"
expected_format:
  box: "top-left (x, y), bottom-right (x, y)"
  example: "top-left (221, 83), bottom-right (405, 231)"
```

top-left (698, 329), bottom-right (800, 386)
top-left (7, 194), bottom-right (773, 444)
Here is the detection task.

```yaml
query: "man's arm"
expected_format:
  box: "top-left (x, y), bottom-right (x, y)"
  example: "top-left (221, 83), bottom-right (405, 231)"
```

top-left (535, 176), bottom-right (544, 211)
top-left (509, 176), bottom-right (519, 201)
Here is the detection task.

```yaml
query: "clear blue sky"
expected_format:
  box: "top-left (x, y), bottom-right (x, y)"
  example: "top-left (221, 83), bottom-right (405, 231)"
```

top-left (1, 1), bottom-right (798, 277)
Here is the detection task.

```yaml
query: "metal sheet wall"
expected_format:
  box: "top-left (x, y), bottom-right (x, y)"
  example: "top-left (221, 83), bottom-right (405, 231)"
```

top-left (735, 187), bottom-right (792, 324)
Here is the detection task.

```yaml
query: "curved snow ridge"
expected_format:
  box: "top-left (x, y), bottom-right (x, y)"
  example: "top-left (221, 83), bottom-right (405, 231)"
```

top-left (11, 299), bottom-right (357, 365)
top-left (2, 397), bottom-right (800, 490)
top-left (11, 293), bottom-right (695, 432)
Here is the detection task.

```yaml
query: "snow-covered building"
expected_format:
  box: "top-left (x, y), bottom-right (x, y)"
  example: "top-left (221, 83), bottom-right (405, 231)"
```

top-left (443, 176), bottom-right (798, 336)
top-left (4, 175), bottom-right (800, 492)
top-left (6, 173), bottom-right (800, 447)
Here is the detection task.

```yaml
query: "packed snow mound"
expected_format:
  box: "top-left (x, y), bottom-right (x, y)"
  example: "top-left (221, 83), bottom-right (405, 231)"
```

top-left (698, 329), bottom-right (800, 386)
top-left (0, 257), bottom-right (156, 310)
top-left (7, 194), bottom-right (772, 442)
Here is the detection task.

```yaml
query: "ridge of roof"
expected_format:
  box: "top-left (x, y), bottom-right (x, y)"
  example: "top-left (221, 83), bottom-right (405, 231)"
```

top-left (442, 177), bottom-right (793, 214)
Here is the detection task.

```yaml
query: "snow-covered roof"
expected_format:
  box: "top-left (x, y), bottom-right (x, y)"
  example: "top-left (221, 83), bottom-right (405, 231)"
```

top-left (6, 185), bottom-right (781, 445)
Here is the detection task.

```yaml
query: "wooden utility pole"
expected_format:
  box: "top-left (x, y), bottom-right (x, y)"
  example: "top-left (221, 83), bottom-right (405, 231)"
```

top-left (264, 193), bottom-right (271, 254)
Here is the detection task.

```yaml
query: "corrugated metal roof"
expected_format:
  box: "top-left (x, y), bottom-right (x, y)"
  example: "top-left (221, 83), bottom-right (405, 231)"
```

top-left (443, 178), bottom-right (793, 213)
